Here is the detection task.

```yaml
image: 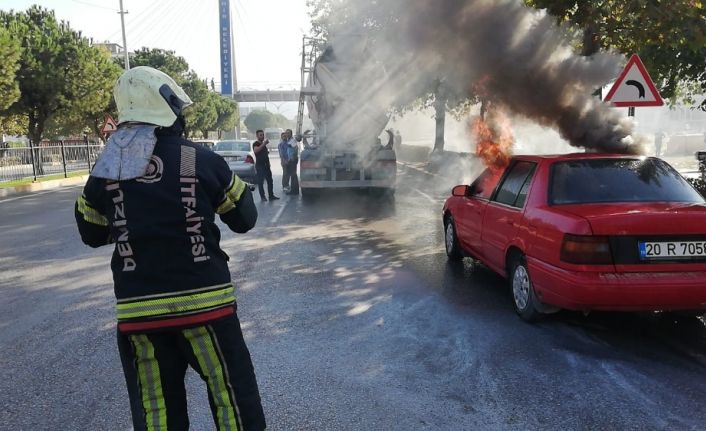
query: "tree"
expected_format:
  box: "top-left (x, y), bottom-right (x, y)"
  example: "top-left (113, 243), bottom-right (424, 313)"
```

top-left (125, 47), bottom-right (190, 84)
top-left (181, 73), bottom-right (217, 138)
top-left (525, 0), bottom-right (706, 108)
top-left (0, 7), bottom-right (119, 147)
top-left (272, 113), bottom-right (293, 129)
top-left (0, 115), bottom-right (25, 136)
top-left (45, 44), bottom-right (122, 139)
top-left (213, 96), bottom-right (239, 139)
top-left (0, 26), bottom-right (21, 111)
top-left (244, 110), bottom-right (277, 134)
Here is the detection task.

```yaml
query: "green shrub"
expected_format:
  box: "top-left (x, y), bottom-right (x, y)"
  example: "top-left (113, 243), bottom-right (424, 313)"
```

top-left (688, 177), bottom-right (706, 198)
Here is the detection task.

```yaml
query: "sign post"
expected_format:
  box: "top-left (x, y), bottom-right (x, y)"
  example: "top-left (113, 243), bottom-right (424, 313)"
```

top-left (604, 54), bottom-right (663, 117)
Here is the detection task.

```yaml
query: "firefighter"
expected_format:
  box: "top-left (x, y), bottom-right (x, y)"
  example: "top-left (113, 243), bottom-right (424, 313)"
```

top-left (75, 66), bottom-right (266, 430)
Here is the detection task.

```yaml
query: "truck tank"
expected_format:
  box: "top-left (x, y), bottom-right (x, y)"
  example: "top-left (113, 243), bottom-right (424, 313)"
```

top-left (296, 36), bottom-right (397, 196)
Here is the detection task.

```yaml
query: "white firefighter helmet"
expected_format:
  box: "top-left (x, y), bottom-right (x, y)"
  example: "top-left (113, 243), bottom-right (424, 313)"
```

top-left (114, 66), bottom-right (193, 127)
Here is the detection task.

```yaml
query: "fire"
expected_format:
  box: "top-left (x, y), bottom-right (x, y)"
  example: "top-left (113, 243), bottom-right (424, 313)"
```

top-left (471, 104), bottom-right (514, 175)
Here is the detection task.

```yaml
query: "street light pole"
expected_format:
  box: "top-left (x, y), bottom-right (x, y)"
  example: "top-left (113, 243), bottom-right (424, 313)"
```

top-left (118, 0), bottom-right (130, 70)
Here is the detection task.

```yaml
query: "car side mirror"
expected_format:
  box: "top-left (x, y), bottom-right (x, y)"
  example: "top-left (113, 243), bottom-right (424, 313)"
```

top-left (452, 185), bottom-right (469, 197)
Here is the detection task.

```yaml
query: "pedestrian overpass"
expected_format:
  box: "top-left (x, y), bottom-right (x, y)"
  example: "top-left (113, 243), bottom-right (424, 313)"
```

top-left (234, 90), bottom-right (299, 103)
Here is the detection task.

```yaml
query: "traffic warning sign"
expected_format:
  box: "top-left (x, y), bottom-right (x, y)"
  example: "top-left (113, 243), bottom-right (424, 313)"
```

top-left (101, 114), bottom-right (118, 135)
top-left (604, 54), bottom-right (663, 107)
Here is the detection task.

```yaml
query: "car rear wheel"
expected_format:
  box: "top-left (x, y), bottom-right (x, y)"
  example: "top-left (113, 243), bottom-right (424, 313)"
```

top-left (510, 257), bottom-right (542, 322)
top-left (444, 217), bottom-right (462, 261)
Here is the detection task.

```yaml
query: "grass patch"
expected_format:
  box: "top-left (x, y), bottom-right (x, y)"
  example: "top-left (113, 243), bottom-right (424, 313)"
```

top-left (0, 170), bottom-right (88, 188)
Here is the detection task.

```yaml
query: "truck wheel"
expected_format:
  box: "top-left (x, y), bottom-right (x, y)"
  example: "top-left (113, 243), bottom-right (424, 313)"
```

top-left (301, 188), bottom-right (318, 202)
top-left (444, 217), bottom-right (463, 261)
top-left (510, 256), bottom-right (542, 322)
top-left (368, 188), bottom-right (395, 199)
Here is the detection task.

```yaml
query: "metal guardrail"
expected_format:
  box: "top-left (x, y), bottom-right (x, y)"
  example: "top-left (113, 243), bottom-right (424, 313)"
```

top-left (0, 138), bottom-right (103, 183)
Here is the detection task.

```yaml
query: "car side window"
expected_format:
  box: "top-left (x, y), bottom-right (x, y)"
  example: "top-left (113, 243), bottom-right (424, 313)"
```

top-left (492, 161), bottom-right (536, 208)
top-left (469, 169), bottom-right (497, 200)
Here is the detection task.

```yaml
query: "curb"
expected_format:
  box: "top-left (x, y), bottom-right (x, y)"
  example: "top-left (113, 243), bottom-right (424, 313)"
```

top-left (0, 175), bottom-right (89, 199)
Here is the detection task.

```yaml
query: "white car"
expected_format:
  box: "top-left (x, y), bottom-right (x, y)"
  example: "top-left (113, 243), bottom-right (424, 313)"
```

top-left (213, 140), bottom-right (257, 183)
top-left (193, 140), bottom-right (216, 151)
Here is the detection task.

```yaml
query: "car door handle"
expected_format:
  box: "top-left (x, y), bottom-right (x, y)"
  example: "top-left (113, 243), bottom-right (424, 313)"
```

top-left (504, 219), bottom-right (514, 225)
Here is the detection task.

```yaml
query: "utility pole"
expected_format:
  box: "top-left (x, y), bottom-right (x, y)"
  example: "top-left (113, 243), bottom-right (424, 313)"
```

top-left (118, 0), bottom-right (130, 70)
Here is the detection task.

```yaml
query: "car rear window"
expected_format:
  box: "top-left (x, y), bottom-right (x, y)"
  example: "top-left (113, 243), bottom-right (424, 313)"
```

top-left (214, 141), bottom-right (251, 152)
top-left (550, 158), bottom-right (705, 205)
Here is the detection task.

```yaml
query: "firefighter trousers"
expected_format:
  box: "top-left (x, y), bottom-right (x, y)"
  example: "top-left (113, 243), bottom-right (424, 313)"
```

top-left (117, 312), bottom-right (266, 431)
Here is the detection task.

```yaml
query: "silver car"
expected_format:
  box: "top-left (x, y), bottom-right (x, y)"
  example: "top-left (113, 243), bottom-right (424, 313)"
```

top-left (213, 140), bottom-right (257, 183)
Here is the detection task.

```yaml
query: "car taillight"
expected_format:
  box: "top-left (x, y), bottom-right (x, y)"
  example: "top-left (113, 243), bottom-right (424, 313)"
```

top-left (378, 160), bottom-right (397, 167)
top-left (245, 155), bottom-right (254, 164)
top-left (560, 234), bottom-right (613, 265)
top-left (301, 161), bottom-right (322, 169)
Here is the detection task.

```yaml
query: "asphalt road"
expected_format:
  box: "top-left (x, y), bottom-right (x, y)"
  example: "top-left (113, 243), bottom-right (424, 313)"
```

top-left (1, 156), bottom-right (705, 430)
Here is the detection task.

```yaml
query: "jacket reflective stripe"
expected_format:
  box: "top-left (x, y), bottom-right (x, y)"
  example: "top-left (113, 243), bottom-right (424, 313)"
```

top-left (77, 195), bottom-right (108, 226)
top-left (117, 285), bottom-right (234, 320)
top-left (216, 174), bottom-right (247, 215)
top-left (117, 283), bottom-right (232, 303)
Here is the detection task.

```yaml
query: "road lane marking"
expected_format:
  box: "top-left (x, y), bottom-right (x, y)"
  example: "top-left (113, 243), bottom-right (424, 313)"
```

top-left (413, 188), bottom-right (437, 204)
top-left (270, 198), bottom-right (290, 224)
top-left (397, 161), bottom-right (446, 179)
top-left (0, 190), bottom-right (56, 204)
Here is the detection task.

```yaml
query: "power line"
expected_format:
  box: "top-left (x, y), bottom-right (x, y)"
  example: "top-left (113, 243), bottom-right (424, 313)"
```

top-left (103, 0), bottom-right (164, 43)
top-left (71, 0), bottom-right (118, 11)
top-left (127, 0), bottom-right (181, 48)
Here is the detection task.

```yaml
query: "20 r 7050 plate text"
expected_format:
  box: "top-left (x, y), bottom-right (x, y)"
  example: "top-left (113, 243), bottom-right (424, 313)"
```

top-left (639, 241), bottom-right (706, 260)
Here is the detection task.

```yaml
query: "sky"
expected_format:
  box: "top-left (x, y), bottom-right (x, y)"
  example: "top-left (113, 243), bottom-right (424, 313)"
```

top-left (1, 0), bottom-right (311, 91)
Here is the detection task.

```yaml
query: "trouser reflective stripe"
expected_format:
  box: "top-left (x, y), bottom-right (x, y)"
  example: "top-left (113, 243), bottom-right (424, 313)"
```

top-left (184, 326), bottom-right (241, 431)
top-left (130, 334), bottom-right (168, 431)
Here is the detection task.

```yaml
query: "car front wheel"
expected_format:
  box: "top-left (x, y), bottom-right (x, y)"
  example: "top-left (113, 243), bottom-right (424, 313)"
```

top-left (510, 257), bottom-right (542, 322)
top-left (444, 217), bottom-right (462, 261)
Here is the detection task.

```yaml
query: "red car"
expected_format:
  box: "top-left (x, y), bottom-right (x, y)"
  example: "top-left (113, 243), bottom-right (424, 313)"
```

top-left (443, 154), bottom-right (706, 321)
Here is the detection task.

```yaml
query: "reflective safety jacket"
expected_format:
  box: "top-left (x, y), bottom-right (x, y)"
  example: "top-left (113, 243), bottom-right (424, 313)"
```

top-left (75, 135), bottom-right (257, 333)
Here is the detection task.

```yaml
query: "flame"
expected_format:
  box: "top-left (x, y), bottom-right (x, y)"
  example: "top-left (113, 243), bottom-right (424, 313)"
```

top-left (471, 105), bottom-right (514, 175)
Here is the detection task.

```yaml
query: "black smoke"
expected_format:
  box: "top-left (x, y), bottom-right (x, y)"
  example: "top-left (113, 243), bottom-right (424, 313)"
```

top-left (317, 0), bottom-right (645, 154)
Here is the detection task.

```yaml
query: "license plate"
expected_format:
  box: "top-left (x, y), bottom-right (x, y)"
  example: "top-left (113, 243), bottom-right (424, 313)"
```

top-left (226, 156), bottom-right (242, 162)
top-left (303, 168), bottom-right (327, 175)
top-left (639, 241), bottom-right (706, 260)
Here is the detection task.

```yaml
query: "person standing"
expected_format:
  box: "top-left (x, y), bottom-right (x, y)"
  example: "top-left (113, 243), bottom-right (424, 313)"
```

top-left (655, 130), bottom-right (664, 157)
top-left (74, 66), bottom-right (266, 430)
top-left (253, 129), bottom-right (279, 201)
top-left (278, 132), bottom-right (290, 192)
top-left (394, 129), bottom-right (402, 152)
top-left (285, 129), bottom-right (299, 195)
